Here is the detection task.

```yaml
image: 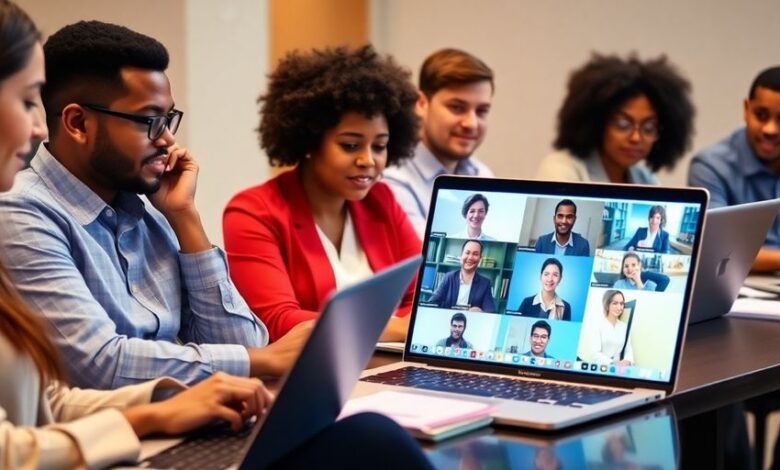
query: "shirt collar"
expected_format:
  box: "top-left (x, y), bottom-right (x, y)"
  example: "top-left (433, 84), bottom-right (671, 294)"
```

top-left (31, 145), bottom-right (145, 226)
top-left (412, 142), bottom-right (479, 183)
top-left (549, 232), bottom-right (574, 248)
top-left (532, 292), bottom-right (564, 310)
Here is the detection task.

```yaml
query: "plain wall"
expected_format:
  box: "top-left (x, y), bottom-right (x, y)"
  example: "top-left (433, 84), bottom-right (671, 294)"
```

top-left (370, 0), bottom-right (780, 187)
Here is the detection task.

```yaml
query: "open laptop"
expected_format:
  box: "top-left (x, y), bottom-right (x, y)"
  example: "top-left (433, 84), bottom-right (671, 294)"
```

top-left (355, 176), bottom-right (708, 430)
top-left (137, 255), bottom-right (421, 469)
top-left (427, 405), bottom-right (678, 469)
top-left (688, 198), bottom-right (780, 324)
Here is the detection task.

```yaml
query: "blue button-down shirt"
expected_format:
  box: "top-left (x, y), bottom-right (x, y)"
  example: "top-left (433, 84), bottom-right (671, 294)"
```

top-left (688, 127), bottom-right (780, 248)
top-left (383, 142), bottom-right (493, 237)
top-left (0, 146), bottom-right (268, 389)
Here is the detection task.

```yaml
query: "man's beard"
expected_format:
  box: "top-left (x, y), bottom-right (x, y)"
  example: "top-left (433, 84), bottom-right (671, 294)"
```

top-left (90, 128), bottom-right (164, 195)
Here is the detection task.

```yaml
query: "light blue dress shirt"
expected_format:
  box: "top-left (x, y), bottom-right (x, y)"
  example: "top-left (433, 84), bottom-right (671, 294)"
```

top-left (688, 127), bottom-right (780, 248)
top-left (0, 146), bottom-right (268, 389)
top-left (383, 142), bottom-right (494, 237)
top-left (612, 278), bottom-right (657, 291)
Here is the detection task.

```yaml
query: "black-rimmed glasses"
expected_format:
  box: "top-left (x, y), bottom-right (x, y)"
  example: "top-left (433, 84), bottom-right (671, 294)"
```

top-left (608, 116), bottom-right (660, 142)
top-left (80, 103), bottom-right (183, 140)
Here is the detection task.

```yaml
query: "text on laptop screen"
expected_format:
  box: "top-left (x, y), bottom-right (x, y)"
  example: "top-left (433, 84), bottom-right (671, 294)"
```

top-left (409, 187), bottom-right (702, 384)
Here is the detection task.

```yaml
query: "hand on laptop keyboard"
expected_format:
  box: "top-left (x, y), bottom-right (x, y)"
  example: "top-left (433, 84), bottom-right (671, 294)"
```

top-left (124, 372), bottom-right (274, 437)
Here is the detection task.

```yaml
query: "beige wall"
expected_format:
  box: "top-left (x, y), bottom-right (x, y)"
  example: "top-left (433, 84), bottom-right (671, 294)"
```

top-left (370, 0), bottom-right (780, 187)
top-left (19, 0), bottom-right (189, 141)
top-left (270, 0), bottom-right (367, 67)
top-left (17, 0), bottom-right (268, 246)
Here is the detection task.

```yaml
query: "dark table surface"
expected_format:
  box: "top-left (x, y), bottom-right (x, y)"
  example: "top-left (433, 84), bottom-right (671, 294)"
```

top-left (367, 315), bottom-right (780, 469)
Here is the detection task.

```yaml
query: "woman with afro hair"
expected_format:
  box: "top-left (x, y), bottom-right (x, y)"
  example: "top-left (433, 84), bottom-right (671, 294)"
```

top-left (536, 53), bottom-right (695, 184)
top-left (223, 45), bottom-right (421, 342)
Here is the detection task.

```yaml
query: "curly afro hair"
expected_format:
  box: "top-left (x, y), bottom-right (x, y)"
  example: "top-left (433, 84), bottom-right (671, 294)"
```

top-left (258, 45), bottom-right (419, 167)
top-left (553, 53), bottom-right (695, 172)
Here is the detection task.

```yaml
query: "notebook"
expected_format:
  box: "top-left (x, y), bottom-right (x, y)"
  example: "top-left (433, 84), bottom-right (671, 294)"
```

top-left (688, 198), bottom-right (780, 324)
top-left (137, 255), bottom-right (421, 469)
top-left (354, 176), bottom-right (708, 430)
top-left (340, 390), bottom-right (494, 441)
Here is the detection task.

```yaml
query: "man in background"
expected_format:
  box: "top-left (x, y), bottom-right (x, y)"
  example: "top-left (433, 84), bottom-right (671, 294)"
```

top-left (384, 48), bottom-right (495, 236)
top-left (689, 66), bottom-right (780, 271)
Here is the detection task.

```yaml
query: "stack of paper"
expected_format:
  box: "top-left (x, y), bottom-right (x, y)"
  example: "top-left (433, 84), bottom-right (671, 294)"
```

top-left (727, 287), bottom-right (780, 320)
top-left (728, 297), bottom-right (780, 320)
top-left (341, 391), bottom-right (494, 441)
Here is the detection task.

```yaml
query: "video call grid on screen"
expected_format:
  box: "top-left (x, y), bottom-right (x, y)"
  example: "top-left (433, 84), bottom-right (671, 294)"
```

top-left (408, 178), bottom-right (707, 386)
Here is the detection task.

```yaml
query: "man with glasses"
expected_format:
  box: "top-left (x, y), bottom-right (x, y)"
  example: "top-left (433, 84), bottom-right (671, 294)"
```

top-left (522, 320), bottom-right (553, 360)
top-left (0, 20), bottom-right (311, 390)
top-left (689, 66), bottom-right (780, 272)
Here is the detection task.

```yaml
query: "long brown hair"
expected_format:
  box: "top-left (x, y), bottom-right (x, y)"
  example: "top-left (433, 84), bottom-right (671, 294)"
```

top-left (0, 264), bottom-right (64, 385)
top-left (0, 0), bottom-right (64, 386)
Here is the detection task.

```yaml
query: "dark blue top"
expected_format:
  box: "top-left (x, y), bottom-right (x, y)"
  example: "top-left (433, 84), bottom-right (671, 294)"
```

top-left (623, 228), bottom-right (670, 253)
top-left (517, 295), bottom-right (571, 321)
top-left (428, 269), bottom-right (497, 313)
top-left (689, 127), bottom-right (780, 248)
top-left (534, 231), bottom-right (591, 256)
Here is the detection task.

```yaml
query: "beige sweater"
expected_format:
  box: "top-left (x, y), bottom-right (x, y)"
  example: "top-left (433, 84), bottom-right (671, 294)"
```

top-left (0, 334), bottom-right (184, 469)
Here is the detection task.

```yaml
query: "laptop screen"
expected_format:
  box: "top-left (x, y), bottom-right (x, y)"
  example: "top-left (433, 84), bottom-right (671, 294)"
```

top-left (406, 176), bottom-right (707, 389)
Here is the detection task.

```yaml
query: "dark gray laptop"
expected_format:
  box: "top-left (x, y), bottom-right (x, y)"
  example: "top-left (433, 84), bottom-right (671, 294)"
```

top-left (688, 198), bottom-right (780, 324)
top-left (139, 255), bottom-right (421, 469)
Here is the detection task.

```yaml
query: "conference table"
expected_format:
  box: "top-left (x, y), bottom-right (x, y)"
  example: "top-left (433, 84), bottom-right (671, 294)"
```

top-left (368, 315), bottom-right (780, 469)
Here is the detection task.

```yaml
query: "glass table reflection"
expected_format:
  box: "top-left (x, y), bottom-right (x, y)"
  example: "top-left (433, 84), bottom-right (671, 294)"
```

top-left (426, 405), bottom-right (677, 470)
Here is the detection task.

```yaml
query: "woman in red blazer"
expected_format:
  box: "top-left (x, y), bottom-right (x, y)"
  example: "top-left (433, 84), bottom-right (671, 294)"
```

top-left (224, 46), bottom-right (421, 342)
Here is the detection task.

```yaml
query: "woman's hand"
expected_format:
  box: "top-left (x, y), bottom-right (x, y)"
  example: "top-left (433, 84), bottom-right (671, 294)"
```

top-left (123, 372), bottom-right (274, 438)
top-left (626, 269), bottom-right (644, 288)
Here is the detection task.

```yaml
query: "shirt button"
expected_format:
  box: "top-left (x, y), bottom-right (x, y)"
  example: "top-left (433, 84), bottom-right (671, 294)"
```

top-left (105, 208), bottom-right (114, 218)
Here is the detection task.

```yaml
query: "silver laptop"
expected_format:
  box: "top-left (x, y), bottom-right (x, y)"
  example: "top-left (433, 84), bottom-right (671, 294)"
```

top-left (138, 256), bottom-right (421, 469)
top-left (355, 176), bottom-right (708, 430)
top-left (688, 198), bottom-right (780, 324)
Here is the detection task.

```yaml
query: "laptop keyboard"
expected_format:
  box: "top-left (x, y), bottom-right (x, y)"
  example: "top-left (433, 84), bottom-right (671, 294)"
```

top-left (139, 424), bottom-right (252, 469)
top-left (361, 367), bottom-right (628, 407)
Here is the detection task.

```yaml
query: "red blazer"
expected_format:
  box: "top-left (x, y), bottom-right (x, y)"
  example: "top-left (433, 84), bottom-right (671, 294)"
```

top-left (223, 168), bottom-right (421, 342)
